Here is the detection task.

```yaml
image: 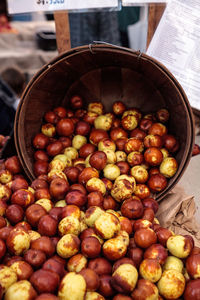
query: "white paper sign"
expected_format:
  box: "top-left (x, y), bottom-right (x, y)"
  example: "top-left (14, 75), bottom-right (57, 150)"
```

top-left (7, 0), bottom-right (119, 14)
top-left (147, 0), bottom-right (200, 110)
top-left (123, 0), bottom-right (167, 5)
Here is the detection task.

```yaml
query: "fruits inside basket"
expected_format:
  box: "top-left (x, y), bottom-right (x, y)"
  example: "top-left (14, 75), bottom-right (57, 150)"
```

top-left (14, 45), bottom-right (194, 203)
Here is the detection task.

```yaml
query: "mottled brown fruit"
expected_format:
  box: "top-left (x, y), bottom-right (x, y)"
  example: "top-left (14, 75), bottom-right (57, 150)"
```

top-left (134, 228), bottom-right (157, 249)
top-left (30, 269), bottom-right (60, 294)
top-left (81, 236), bottom-right (101, 258)
top-left (79, 268), bottom-right (100, 291)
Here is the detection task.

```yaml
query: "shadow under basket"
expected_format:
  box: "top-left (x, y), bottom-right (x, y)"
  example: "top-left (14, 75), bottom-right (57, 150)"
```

top-left (14, 44), bottom-right (195, 202)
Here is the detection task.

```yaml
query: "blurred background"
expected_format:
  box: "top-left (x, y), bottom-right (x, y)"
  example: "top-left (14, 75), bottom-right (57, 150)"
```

top-left (0, 0), bottom-right (149, 137)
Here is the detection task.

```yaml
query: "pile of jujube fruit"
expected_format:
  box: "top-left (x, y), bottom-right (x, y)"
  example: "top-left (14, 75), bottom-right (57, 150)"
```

top-left (0, 95), bottom-right (199, 300)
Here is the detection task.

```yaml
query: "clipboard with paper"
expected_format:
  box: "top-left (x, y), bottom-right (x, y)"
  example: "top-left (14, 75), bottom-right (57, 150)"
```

top-left (147, 0), bottom-right (200, 111)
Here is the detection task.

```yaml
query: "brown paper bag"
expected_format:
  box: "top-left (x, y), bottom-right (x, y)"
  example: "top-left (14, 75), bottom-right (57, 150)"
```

top-left (156, 185), bottom-right (200, 247)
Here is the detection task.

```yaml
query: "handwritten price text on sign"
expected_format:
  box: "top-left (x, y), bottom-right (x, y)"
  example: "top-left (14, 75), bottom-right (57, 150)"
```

top-left (122, 0), bottom-right (167, 4)
top-left (8, 0), bottom-right (119, 14)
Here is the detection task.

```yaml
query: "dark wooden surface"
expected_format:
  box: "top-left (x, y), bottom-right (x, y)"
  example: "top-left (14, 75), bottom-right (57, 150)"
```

top-left (147, 3), bottom-right (166, 49)
top-left (54, 12), bottom-right (71, 53)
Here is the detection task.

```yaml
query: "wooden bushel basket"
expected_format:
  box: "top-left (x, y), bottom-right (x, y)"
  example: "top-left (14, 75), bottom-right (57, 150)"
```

top-left (14, 44), bottom-right (195, 202)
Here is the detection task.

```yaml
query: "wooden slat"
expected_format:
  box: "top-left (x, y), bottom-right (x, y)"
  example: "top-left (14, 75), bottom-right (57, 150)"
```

top-left (54, 11), bottom-right (71, 53)
top-left (147, 3), bottom-right (166, 49)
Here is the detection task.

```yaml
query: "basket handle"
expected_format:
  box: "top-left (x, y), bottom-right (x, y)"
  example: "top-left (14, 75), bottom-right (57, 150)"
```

top-left (89, 41), bottom-right (143, 58)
